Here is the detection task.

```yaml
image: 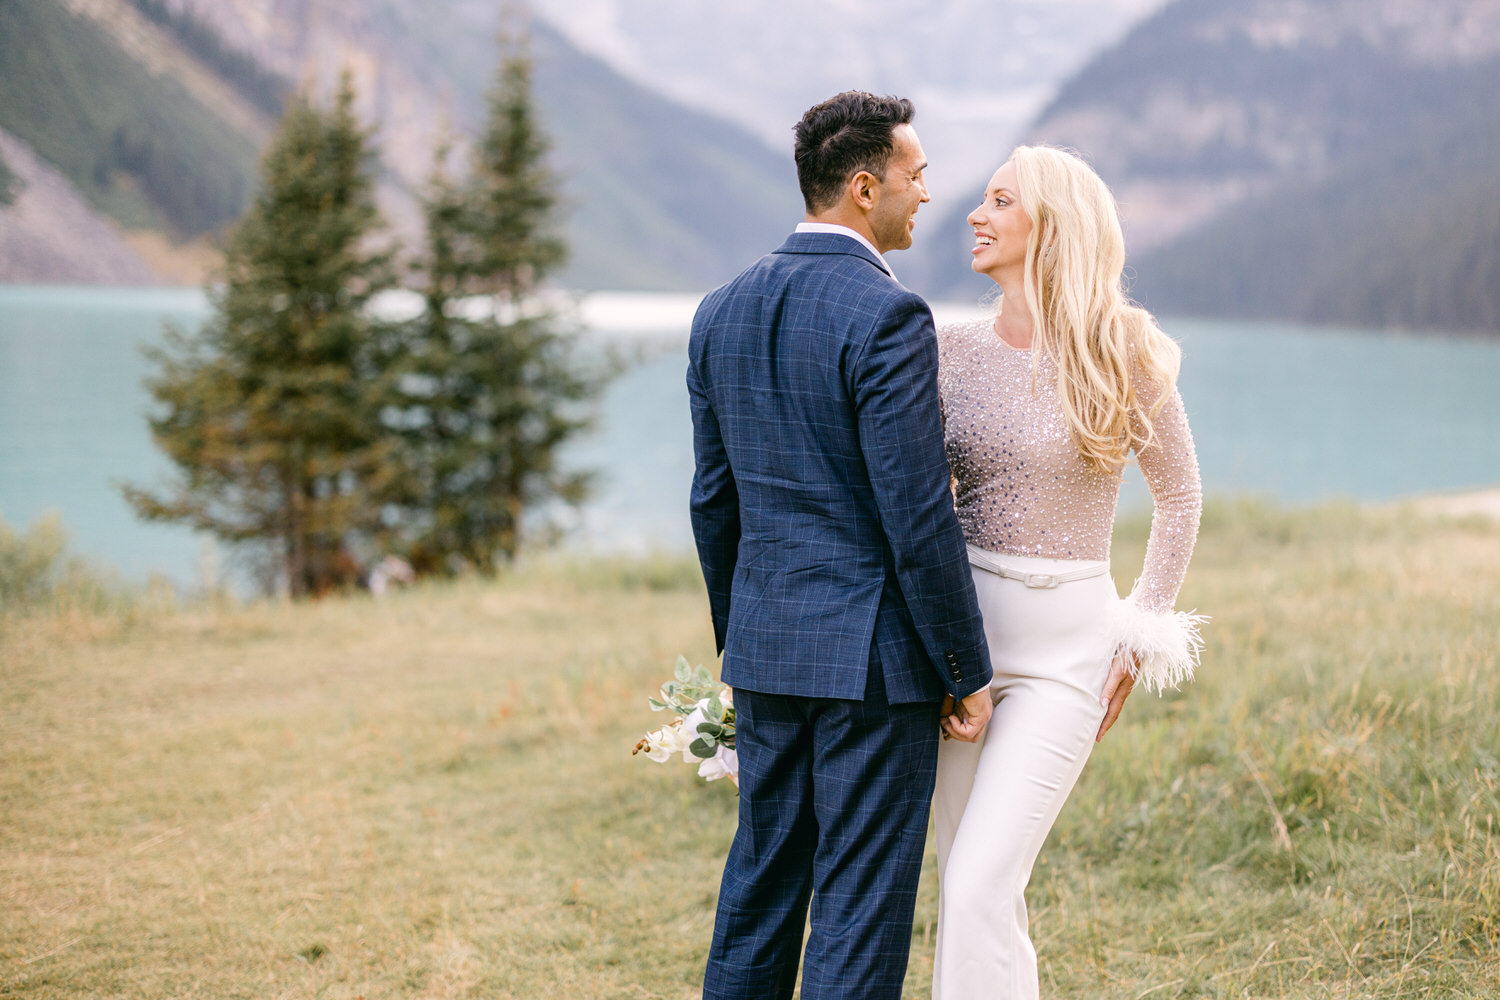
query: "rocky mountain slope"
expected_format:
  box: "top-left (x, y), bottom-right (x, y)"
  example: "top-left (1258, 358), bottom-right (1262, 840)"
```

top-left (0, 0), bottom-right (801, 289)
top-left (0, 126), bottom-right (158, 285)
top-left (540, 0), bottom-right (1165, 205)
top-left (0, 0), bottom-right (268, 282)
top-left (916, 0), bottom-right (1500, 332)
top-left (11, 0), bottom-right (1489, 330)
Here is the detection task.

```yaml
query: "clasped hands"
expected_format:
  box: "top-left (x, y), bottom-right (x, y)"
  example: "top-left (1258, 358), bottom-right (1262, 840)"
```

top-left (939, 688), bottom-right (992, 742)
top-left (940, 648), bottom-right (1139, 744)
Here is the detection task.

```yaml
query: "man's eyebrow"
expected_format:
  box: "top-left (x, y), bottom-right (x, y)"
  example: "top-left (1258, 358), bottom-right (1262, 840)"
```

top-left (915, 161), bottom-right (928, 173)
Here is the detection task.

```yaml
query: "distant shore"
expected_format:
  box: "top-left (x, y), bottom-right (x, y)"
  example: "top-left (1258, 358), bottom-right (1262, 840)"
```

top-left (1406, 485), bottom-right (1500, 519)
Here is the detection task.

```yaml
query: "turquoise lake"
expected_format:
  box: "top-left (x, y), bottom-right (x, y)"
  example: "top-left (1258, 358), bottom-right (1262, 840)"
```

top-left (2, 286), bottom-right (1498, 588)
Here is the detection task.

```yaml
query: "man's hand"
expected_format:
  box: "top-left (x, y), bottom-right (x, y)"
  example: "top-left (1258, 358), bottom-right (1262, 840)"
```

top-left (1096, 651), bottom-right (1137, 742)
top-left (940, 687), bottom-right (992, 743)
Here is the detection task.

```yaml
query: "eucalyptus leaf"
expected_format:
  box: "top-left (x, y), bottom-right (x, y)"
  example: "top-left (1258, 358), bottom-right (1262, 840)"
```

top-left (697, 721), bottom-right (725, 739)
top-left (705, 696), bottom-right (724, 723)
top-left (694, 665), bottom-right (713, 685)
top-left (674, 656), bottom-right (692, 682)
top-left (689, 737), bottom-right (716, 759)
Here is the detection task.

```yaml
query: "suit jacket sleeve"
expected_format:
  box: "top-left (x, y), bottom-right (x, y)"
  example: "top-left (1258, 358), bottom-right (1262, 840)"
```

top-left (687, 353), bottom-right (740, 654)
top-left (852, 294), bottom-right (993, 698)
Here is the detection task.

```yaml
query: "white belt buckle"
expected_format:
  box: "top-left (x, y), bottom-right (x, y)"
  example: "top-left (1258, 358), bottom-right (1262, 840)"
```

top-left (1023, 572), bottom-right (1058, 589)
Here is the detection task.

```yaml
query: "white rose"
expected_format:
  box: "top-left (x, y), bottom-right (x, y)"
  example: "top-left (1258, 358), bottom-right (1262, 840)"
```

top-left (657, 720), bottom-right (693, 755)
top-left (640, 727), bottom-right (673, 763)
top-left (680, 706), bottom-right (710, 760)
top-left (698, 745), bottom-right (738, 783)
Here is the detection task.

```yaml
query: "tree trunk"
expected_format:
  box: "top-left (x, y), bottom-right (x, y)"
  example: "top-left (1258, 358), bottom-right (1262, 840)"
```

top-left (284, 466), bottom-right (307, 598)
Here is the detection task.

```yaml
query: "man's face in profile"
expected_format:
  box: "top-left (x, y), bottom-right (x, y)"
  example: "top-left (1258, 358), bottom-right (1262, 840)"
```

top-left (868, 124), bottom-right (931, 253)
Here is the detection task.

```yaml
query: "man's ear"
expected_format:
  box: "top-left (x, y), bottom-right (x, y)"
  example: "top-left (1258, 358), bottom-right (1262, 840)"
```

top-left (849, 170), bottom-right (879, 210)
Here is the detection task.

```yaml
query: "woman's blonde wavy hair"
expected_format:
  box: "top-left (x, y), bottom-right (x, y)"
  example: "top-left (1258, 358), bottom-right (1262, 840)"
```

top-left (1008, 144), bottom-right (1180, 472)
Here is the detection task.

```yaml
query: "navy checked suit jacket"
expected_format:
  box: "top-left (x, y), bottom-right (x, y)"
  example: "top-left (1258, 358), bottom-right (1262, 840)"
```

top-left (687, 232), bottom-right (993, 705)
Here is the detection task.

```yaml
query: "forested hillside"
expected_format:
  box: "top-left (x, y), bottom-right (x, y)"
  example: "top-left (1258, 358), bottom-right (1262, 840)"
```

top-left (527, 25), bottom-right (800, 289)
top-left (0, 0), bottom-right (799, 289)
top-left (914, 0), bottom-right (1500, 334)
top-left (0, 0), bottom-right (260, 239)
top-left (125, 0), bottom-right (291, 117)
top-left (1129, 48), bottom-right (1500, 331)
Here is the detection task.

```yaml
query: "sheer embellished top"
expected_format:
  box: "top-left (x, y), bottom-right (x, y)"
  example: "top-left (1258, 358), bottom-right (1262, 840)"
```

top-left (936, 318), bottom-right (1202, 613)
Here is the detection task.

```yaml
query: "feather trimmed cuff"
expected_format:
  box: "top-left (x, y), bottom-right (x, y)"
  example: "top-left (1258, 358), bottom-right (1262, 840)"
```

top-left (1104, 599), bottom-right (1208, 694)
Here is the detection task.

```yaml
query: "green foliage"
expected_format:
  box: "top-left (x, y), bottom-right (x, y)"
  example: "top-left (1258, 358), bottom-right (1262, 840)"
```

top-left (123, 75), bottom-right (395, 597)
top-left (0, 511), bottom-right (127, 613)
top-left (376, 33), bottom-right (600, 574)
top-left (0, 0), bottom-right (258, 236)
top-left (653, 655), bottom-right (725, 715)
top-left (639, 655), bottom-right (736, 765)
top-left (116, 39), bottom-right (606, 591)
top-left (469, 31), bottom-right (567, 299)
top-left (0, 511), bottom-right (74, 606)
top-left (125, 0), bottom-right (291, 117)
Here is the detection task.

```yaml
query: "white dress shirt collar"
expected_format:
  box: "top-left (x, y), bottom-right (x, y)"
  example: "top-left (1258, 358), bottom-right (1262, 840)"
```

top-left (794, 222), bottom-right (894, 277)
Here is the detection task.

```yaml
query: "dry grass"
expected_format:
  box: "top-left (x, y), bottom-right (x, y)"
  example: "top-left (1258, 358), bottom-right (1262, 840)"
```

top-left (2, 505), bottom-right (1497, 998)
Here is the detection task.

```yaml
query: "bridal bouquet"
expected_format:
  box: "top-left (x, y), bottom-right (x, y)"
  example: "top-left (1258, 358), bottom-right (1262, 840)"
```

top-left (633, 656), bottom-right (737, 786)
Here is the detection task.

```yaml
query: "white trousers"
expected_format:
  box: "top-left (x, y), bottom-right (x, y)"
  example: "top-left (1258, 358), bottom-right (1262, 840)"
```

top-left (932, 549), bottom-right (1117, 1000)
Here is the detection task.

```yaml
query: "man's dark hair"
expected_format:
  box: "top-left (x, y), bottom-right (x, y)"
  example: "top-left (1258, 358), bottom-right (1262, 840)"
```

top-left (793, 91), bottom-right (916, 214)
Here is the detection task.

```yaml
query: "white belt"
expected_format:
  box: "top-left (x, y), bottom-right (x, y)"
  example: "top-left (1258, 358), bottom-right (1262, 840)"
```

top-left (966, 544), bottom-right (1109, 590)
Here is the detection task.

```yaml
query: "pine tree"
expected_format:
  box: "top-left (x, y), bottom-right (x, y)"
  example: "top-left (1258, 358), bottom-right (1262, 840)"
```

top-left (123, 73), bottom-right (394, 596)
top-left (469, 21), bottom-right (567, 302)
top-left (378, 30), bottom-right (597, 574)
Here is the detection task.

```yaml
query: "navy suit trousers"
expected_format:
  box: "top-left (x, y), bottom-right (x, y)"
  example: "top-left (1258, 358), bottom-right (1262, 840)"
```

top-left (702, 661), bottom-right (942, 1000)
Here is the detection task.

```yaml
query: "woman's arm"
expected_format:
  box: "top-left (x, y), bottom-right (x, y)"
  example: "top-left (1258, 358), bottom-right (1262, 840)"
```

top-left (1103, 358), bottom-right (1208, 693)
top-left (1130, 376), bottom-right (1202, 614)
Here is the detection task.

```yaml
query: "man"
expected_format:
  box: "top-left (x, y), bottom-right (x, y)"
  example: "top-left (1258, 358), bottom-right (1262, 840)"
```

top-left (688, 91), bottom-right (995, 1000)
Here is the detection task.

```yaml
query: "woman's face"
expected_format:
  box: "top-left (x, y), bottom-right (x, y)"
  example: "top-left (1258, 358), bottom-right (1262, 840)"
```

top-left (967, 161), bottom-right (1032, 280)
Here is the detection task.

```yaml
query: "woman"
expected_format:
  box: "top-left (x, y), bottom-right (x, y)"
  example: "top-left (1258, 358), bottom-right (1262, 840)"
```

top-left (931, 145), bottom-right (1205, 999)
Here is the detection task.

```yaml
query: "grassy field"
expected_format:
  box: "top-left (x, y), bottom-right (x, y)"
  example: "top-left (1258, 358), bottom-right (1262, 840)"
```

top-left (2, 502), bottom-right (1498, 998)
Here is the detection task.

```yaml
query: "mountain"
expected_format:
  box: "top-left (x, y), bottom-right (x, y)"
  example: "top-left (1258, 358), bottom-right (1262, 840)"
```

top-left (0, 0), bottom-right (267, 282)
top-left (538, 0), bottom-right (1170, 297)
top-left (539, 0), bottom-right (1166, 205)
top-left (916, 0), bottom-right (1500, 332)
top-left (0, 0), bottom-right (800, 290)
top-left (528, 27), bottom-right (802, 289)
top-left (157, 0), bottom-right (808, 289)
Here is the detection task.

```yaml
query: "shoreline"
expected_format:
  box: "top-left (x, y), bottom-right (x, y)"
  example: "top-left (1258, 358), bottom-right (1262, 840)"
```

top-left (1403, 485), bottom-right (1500, 520)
